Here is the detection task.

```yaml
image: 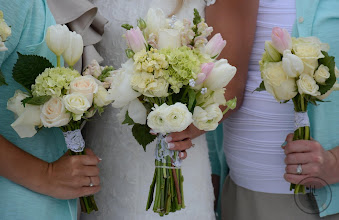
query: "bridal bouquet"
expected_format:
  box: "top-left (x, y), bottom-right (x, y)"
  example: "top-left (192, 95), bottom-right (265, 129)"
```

top-left (256, 27), bottom-right (339, 193)
top-left (111, 8), bottom-right (237, 215)
top-left (0, 10), bottom-right (12, 86)
top-left (7, 24), bottom-right (114, 213)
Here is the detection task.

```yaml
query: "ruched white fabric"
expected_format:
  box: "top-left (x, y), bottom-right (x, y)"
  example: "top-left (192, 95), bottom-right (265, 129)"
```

top-left (223, 0), bottom-right (297, 194)
top-left (82, 1), bottom-right (216, 219)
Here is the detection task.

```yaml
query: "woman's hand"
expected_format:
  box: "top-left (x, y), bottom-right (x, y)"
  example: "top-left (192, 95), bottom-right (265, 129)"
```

top-left (283, 133), bottom-right (339, 187)
top-left (165, 124), bottom-right (205, 160)
top-left (46, 149), bottom-right (101, 199)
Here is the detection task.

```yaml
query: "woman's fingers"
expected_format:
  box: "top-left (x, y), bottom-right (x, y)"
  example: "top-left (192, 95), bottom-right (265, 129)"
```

top-left (284, 152), bottom-right (313, 165)
top-left (80, 154), bottom-right (100, 166)
top-left (77, 185), bottom-right (101, 197)
top-left (168, 138), bottom-right (193, 151)
top-left (179, 151), bottom-right (187, 160)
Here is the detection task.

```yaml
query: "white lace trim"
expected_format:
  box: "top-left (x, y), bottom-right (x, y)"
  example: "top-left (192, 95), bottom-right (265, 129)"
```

top-left (294, 111), bottom-right (310, 130)
top-left (155, 134), bottom-right (182, 168)
top-left (63, 129), bottom-right (85, 152)
top-left (205, 0), bottom-right (216, 6)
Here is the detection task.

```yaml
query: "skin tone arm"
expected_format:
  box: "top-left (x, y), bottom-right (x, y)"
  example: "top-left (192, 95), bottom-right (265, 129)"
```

top-left (0, 135), bottom-right (101, 199)
top-left (166, 0), bottom-right (260, 158)
top-left (283, 133), bottom-right (339, 186)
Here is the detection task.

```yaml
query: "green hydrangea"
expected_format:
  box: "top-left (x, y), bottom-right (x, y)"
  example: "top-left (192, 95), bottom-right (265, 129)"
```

top-left (159, 47), bottom-right (209, 93)
top-left (32, 67), bottom-right (80, 97)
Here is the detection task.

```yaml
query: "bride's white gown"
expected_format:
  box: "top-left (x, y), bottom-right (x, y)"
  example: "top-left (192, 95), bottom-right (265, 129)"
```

top-left (82, 1), bottom-right (216, 219)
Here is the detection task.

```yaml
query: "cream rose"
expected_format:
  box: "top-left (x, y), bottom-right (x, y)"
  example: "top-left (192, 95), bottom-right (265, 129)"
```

top-left (297, 74), bottom-right (320, 96)
top-left (314, 64), bottom-right (330, 84)
top-left (41, 97), bottom-right (70, 127)
top-left (193, 104), bottom-right (223, 131)
top-left (157, 29), bottom-right (181, 49)
top-left (70, 75), bottom-right (99, 105)
top-left (63, 93), bottom-right (91, 120)
top-left (94, 86), bottom-right (114, 107)
top-left (164, 103), bottom-right (193, 132)
top-left (282, 50), bottom-right (304, 77)
top-left (203, 59), bottom-right (237, 90)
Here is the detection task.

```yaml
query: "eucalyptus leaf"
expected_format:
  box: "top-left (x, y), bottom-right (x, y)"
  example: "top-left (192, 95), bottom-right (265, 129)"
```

top-left (13, 53), bottom-right (53, 92)
top-left (132, 124), bottom-right (156, 151)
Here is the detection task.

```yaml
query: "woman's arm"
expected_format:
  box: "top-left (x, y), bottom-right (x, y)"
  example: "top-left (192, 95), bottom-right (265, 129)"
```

top-left (0, 135), bottom-right (101, 199)
top-left (167, 0), bottom-right (260, 154)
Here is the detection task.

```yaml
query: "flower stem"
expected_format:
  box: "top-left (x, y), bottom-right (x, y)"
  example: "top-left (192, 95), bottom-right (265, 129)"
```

top-left (57, 56), bottom-right (60, 67)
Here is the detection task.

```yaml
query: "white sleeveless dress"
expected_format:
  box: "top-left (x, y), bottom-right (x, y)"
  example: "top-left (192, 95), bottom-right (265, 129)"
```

top-left (223, 0), bottom-right (296, 194)
top-left (82, 1), bottom-right (216, 220)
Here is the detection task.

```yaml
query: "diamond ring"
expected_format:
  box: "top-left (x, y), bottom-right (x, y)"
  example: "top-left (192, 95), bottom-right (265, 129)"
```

top-left (296, 164), bottom-right (302, 175)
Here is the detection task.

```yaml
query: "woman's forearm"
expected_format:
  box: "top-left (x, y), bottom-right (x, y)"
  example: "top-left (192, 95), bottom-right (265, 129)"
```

top-left (0, 135), bottom-right (50, 194)
top-left (206, 0), bottom-right (259, 120)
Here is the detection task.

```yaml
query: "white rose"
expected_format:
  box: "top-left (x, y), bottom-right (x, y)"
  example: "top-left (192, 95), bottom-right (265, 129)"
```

top-left (7, 90), bottom-right (29, 116)
top-left (314, 64), bottom-right (330, 84)
top-left (70, 75), bottom-right (99, 105)
top-left (131, 72), bottom-right (169, 97)
top-left (292, 37), bottom-right (329, 52)
top-left (203, 59), bottom-right (237, 90)
top-left (128, 99), bottom-right (147, 124)
top-left (262, 62), bottom-right (297, 101)
top-left (164, 103), bottom-right (193, 132)
top-left (157, 29), bottom-right (181, 49)
top-left (297, 74), bottom-right (320, 96)
top-left (109, 59), bottom-right (141, 108)
top-left (94, 86), bottom-right (114, 107)
top-left (193, 104), bottom-right (222, 131)
top-left (196, 88), bottom-right (226, 108)
top-left (144, 8), bottom-right (168, 40)
top-left (147, 104), bottom-right (169, 134)
top-left (282, 50), bottom-right (304, 77)
top-left (41, 97), bottom-right (70, 127)
top-left (83, 60), bottom-right (103, 78)
top-left (63, 93), bottom-right (91, 120)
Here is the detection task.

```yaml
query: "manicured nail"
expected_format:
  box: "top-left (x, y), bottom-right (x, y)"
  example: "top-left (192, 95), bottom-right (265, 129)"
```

top-left (98, 157), bottom-right (102, 161)
top-left (165, 136), bottom-right (172, 143)
top-left (168, 143), bottom-right (175, 149)
top-left (281, 141), bottom-right (287, 148)
top-left (150, 129), bottom-right (157, 135)
top-left (180, 152), bottom-right (185, 158)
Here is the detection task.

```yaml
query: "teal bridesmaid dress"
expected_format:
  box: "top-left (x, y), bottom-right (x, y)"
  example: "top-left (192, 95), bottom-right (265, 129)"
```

top-left (0, 0), bottom-right (77, 219)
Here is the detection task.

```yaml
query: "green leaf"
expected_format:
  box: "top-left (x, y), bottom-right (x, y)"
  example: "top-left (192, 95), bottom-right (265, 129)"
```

top-left (193, 8), bottom-right (202, 26)
top-left (0, 69), bottom-right (7, 86)
top-left (132, 124), bottom-right (156, 151)
top-left (318, 51), bottom-right (336, 95)
top-left (22, 95), bottom-right (51, 106)
top-left (122, 111), bottom-right (135, 125)
top-left (121, 24), bottom-right (133, 30)
top-left (188, 89), bottom-right (197, 112)
top-left (98, 66), bottom-right (114, 82)
top-left (254, 81), bottom-right (266, 92)
top-left (13, 53), bottom-right (53, 92)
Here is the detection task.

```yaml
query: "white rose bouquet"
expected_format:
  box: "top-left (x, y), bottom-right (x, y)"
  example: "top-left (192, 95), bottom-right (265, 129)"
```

top-left (7, 24), bottom-right (115, 213)
top-left (0, 10), bottom-right (12, 86)
top-left (256, 27), bottom-right (339, 194)
top-left (112, 9), bottom-right (237, 216)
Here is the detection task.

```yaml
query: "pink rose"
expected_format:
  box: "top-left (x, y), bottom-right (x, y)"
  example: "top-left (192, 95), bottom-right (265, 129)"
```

top-left (204, 33), bottom-right (226, 58)
top-left (271, 27), bottom-right (292, 54)
top-left (125, 27), bottom-right (147, 53)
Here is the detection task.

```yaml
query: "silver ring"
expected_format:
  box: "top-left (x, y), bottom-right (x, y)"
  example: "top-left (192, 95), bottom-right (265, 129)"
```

top-left (296, 164), bottom-right (302, 175)
top-left (191, 144), bottom-right (195, 148)
top-left (89, 177), bottom-right (94, 187)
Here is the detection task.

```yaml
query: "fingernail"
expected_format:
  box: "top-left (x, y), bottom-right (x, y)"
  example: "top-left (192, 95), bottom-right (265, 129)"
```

top-left (180, 152), bottom-right (184, 158)
top-left (150, 129), bottom-right (157, 135)
top-left (98, 157), bottom-right (102, 161)
top-left (281, 141), bottom-right (287, 148)
top-left (168, 143), bottom-right (175, 149)
top-left (165, 136), bottom-right (172, 143)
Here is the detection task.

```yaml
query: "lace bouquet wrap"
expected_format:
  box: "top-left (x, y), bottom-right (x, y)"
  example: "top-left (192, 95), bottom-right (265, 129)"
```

top-left (7, 24), bottom-right (115, 213)
top-left (256, 27), bottom-right (339, 194)
top-left (111, 8), bottom-right (237, 216)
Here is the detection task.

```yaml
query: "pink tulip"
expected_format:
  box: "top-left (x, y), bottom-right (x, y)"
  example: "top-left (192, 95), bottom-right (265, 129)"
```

top-left (125, 27), bottom-right (147, 53)
top-left (196, 62), bottom-right (215, 85)
top-left (271, 27), bottom-right (292, 54)
top-left (205, 33), bottom-right (226, 58)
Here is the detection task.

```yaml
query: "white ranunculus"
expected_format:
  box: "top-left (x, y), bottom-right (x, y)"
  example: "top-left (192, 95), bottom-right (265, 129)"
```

top-left (297, 74), bottom-right (320, 96)
top-left (70, 75), bottom-right (98, 105)
top-left (40, 97), bottom-right (70, 127)
top-left (157, 29), bottom-right (181, 49)
top-left (144, 8), bottom-right (168, 39)
top-left (62, 31), bottom-right (83, 67)
top-left (147, 104), bottom-right (169, 134)
top-left (203, 59), bottom-right (237, 90)
top-left (282, 50), bottom-right (304, 77)
top-left (262, 62), bottom-right (297, 101)
top-left (314, 64), bottom-right (330, 84)
top-left (109, 59), bottom-right (141, 108)
top-left (128, 99), bottom-right (147, 124)
top-left (45, 24), bottom-right (70, 56)
top-left (94, 86), bottom-right (114, 107)
top-left (7, 90), bottom-right (29, 116)
top-left (63, 93), bottom-right (91, 119)
top-left (193, 104), bottom-right (222, 131)
top-left (164, 103), bottom-right (193, 132)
